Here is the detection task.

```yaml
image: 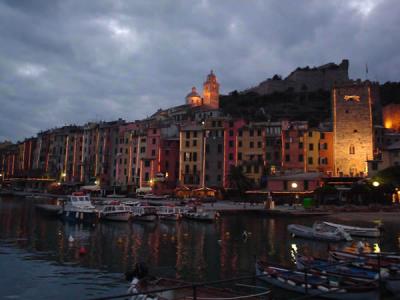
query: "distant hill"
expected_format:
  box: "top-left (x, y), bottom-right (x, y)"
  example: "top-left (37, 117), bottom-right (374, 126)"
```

top-left (220, 81), bottom-right (400, 124)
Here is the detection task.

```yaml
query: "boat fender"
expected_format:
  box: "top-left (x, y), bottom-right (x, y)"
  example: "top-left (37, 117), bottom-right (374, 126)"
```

top-left (301, 284), bottom-right (312, 289)
top-left (75, 212), bottom-right (79, 219)
top-left (329, 281), bottom-right (339, 287)
top-left (317, 285), bottom-right (329, 292)
top-left (380, 269), bottom-right (389, 278)
top-left (287, 280), bottom-right (296, 286)
top-left (277, 277), bottom-right (285, 283)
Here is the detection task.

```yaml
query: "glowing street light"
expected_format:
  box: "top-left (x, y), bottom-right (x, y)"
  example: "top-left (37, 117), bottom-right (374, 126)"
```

top-left (61, 172), bottom-right (66, 178)
top-left (291, 182), bottom-right (298, 189)
top-left (94, 180), bottom-right (99, 186)
top-left (372, 181), bottom-right (380, 187)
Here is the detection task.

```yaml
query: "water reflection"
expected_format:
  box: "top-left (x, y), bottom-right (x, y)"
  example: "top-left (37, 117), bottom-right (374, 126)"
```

top-left (1, 196), bottom-right (400, 299)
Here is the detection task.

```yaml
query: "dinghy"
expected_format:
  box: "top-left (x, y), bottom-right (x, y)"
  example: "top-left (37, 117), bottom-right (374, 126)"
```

top-left (288, 222), bottom-right (352, 242)
top-left (323, 221), bottom-right (381, 238)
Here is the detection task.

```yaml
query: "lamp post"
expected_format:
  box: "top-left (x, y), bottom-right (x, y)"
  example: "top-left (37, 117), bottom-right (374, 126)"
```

top-left (291, 182), bottom-right (299, 206)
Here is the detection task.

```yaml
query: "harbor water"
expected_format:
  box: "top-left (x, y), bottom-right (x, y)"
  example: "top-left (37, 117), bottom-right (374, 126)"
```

top-left (1, 195), bottom-right (400, 299)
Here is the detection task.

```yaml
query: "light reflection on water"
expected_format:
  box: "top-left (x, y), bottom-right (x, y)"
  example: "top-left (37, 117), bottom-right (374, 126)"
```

top-left (1, 196), bottom-right (400, 299)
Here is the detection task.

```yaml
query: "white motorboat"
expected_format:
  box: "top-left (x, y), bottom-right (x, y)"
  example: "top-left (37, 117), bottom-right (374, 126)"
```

top-left (131, 206), bottom-right (158, 222)
top-left (323, 221), bottom-right (381, 238)
top-left (288, 222), bottom-right (352, 242)
top-left (157, 206), bottom-right (189, 221)
top-left (99, 204), bottom-right (131, 222)
top-left (62, 192), bottom-right (97, 223)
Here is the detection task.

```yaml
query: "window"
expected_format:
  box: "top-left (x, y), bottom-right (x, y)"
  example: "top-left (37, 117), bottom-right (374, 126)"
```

top-left (349, 145), bottom-right (355, 155)
top-left (257, 129), bottom-right (262, 136)
top-left (238, 141), bottom-right (242, 147)
top-left (323, 143), bottom-right (328, 150)
top-left (185, 141), bottom-right (190, 147)
top-left (185, 165), bottom-right (189, 173)
top-left (299, 154), bottom-right (304, 162)
top-left (153, 129), bottom-right (157, 134)
top-left (238, 152), bottom-right (242, 160)
top-left (299, 142), bottom-right (303, 149)
top-left (229, 121), bottom-right (234, 128)
top-left (308, 131), bottom-right (312, 137)
top-left (229, 130), bottom-right (234, 137)
top-left (193, 131), bottom-right (197, 138)
top-left (144, 160), bottom-right (150, 167)
top-left (217, 175), bottom-right (221, 181)
top-left (285, 154), bottom-right (290, 162)
top-left (304, 180), bottom-right (309, 190)
top-left (257, 141), bottom-right (262, 148)
top-left (321, 133), bottom-right (325, 139)
top-left (250, 129), bottom-right (254, 137)
top-left (217, 144), bottom-right (223, 153)
top-left (193, 140), bottom-right (197, 147)
top-left (229, 140), bottom-right (234, 148)
top-left (193, 152), bottom-right (197, 162)
top-left (309, 143), bottom-right (314, 151)
top-left (186, 132), bottom-right (190, 139)
top-left (246, 165), bottom-right (251, 173)
top-left (140, 147), bottom-right (145, 153)
top-left (285, 142), bottom-right (290, 150)
top-left (229, 153), bottom-right (234, 160)
top-left (238, 130), bottom-right (242, 137)
top-left (217, 161), bottom-right (222, 169)
top-left (250, 142), bottom-right (254, 148)
top-left (206, 144), bottom-right (210, 153)
top-left (151, 149), bottom-right (156, 156)
top-left (266, 152), bottom-right (271, 160)
top-left (308, 157), bottom-right (313, 164)
top-left (165, 161), bottom-right (169, 170)
top-left (152, 138), bottom-right (156, 145)
top-left (254, 165), bottom-right (259, 173)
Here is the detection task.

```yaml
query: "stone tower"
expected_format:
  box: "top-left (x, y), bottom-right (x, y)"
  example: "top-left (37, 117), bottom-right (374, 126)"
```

top-left (186, 87), bottom-right (202, 107)
top-left (202, 70), bottom-right (219, 109)
top-left (332, 81), bottom-right (377, 176)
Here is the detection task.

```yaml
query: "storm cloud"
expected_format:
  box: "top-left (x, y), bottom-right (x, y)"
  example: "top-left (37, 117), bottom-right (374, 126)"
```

top-left (1, 0), bottom-right (399, 141)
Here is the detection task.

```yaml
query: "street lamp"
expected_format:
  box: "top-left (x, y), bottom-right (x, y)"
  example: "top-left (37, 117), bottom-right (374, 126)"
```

top-left (372, 181), bottom-right (380, 187)
top-left (291, 182), bottom-right (298, 189)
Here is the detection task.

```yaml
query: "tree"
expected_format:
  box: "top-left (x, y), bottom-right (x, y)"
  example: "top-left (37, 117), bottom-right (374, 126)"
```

top-left (228, 166), bottom-right (253, 196)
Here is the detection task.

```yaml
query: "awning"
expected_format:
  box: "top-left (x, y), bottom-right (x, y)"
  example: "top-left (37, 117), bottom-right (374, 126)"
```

top-left (80, 185), bottom-right (101, 191)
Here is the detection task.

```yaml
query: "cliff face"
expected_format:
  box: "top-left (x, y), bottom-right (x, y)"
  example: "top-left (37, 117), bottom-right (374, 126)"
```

top-left (246, 59), bottom-right (349, 95)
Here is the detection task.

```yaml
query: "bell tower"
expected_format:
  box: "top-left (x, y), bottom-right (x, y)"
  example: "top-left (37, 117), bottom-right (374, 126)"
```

top-left (203, 70), bottom-right (220, 109)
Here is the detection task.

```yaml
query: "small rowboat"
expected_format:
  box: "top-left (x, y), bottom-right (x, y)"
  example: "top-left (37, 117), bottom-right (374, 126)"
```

top-left (323, 222), bottom-right (381, 238)
top-left (288, 223), bottom-right (352, 242)
top-left (99, 204), bottom-right (131, 222)
top-left (256, 261), bottom-right (378, 300)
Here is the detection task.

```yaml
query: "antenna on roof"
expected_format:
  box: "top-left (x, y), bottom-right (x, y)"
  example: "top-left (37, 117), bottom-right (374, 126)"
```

top-left (365, 63), bottom-right (369, 80)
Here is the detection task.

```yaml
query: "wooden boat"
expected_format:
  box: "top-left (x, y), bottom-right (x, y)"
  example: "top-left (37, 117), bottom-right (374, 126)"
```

top-left (330, 249), bottom-right (400, 269)
top-left (288, 222), bottom-right (352, 242)
top-left (296, 255), bottom-right (400, 295)
top-left (99, 204), bottom-right (131, 221)
top-left (256, 261), bottom-right (379, 300)
top-left (323, 221), bottom-right (381, 238)
top-left (131, 206), bottom-right (158, 222)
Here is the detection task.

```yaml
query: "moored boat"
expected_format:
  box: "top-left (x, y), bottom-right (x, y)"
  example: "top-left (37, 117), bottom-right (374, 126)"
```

top-left (296, 254), bottom-right (400, 295)
top-left (131, 206), bottom-right (158, 222)
top-left (61, 192), bottom-right (97, 223)
top-left (256, 261), bottom-right (379, 300)
top-left (99, 204), bottom-right (131, 222)
top-left (182, 209), bottom-right (218, 222)
top-left (288, 222), bottom-right (352, 242)
top-left (35, 203), bottom-right (63, 216)
top-left (323, 221), bottom-right (381, 238)
top-left (157, 206), bottom-right (189, 221)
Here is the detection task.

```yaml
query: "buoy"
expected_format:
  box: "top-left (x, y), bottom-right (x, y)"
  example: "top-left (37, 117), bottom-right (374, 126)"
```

top-left (68, 235), bottom-right (75, 243)
top-left (79, 246), bottom-right (87, 256)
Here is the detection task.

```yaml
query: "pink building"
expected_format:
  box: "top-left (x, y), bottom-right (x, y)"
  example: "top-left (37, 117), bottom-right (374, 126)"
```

top-left (281, 121), bottom-right (308, 172)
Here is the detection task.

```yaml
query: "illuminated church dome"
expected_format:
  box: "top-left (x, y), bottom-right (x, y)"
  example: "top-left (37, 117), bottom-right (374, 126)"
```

top-left (186, 87), bottom-right (202, 107)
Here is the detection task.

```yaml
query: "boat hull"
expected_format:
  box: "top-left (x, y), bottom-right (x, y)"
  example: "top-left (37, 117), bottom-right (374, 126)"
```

top-left (256, 264), bottom-right (378, 300)
top-left (131, 214), bottom-right (157, 222)
top-left (323, 222), bottom-right (380, 238)
top-left (288, 224), bottom-right (344, 242)
top-left (62, 210), bottom-right (97, 223)
top-left (101, 212), bottom-right (131, 222)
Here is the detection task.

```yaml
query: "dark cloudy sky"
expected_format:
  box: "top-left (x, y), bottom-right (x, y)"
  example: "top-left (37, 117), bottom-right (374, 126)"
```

top-left (1, 0), bottom-right (399, 142)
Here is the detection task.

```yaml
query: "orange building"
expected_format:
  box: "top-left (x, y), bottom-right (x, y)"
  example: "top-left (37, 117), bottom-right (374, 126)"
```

top-left (383, 103), bottom-right (400, 132)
